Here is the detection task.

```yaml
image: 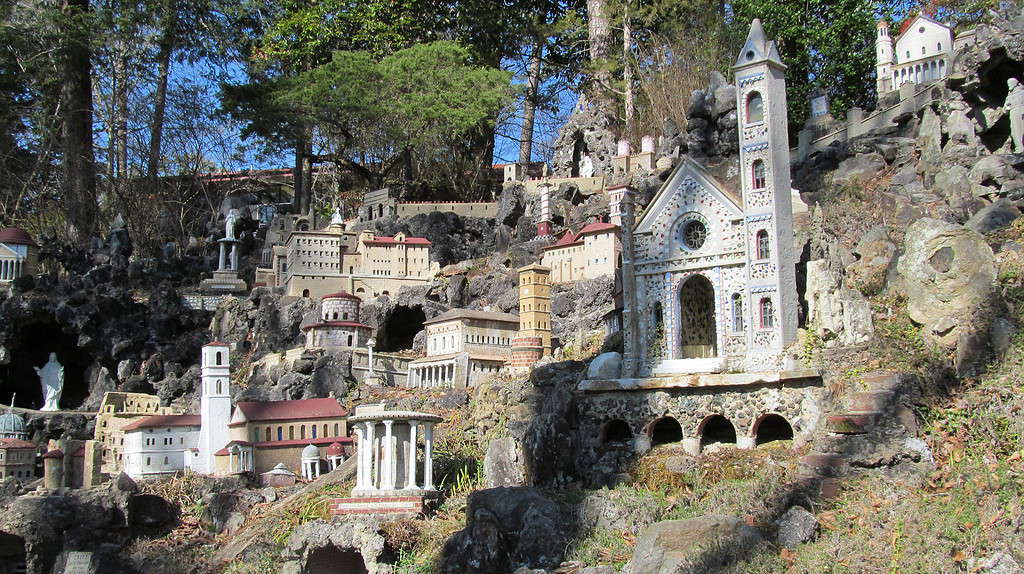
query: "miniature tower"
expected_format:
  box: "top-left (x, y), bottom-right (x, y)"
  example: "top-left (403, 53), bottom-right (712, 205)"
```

top-left (510, 264), bottom-right (552, 367)
top-left (875, 20), bottom-right (894, 97)
top-left (537, 183), bottom-right (553, 238)
top-left (196, 342), bottom-right (232, 474)
top-left (733, 19), bottom-right (798, 367)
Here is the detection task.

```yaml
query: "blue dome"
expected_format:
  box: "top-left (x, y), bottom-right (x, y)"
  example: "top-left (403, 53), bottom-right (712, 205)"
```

top-left (0, 410), bottom-right (25, 436)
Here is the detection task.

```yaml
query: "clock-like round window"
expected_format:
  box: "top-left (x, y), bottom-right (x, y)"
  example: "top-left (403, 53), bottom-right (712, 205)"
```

top-left (682, 220), bottom-right (707, 250)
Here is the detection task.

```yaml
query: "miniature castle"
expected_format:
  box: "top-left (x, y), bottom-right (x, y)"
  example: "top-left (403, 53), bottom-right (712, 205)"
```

top-left (302, 291), bottom-right (373, 351)
top-left (875, 14), bottom-right (972, 98)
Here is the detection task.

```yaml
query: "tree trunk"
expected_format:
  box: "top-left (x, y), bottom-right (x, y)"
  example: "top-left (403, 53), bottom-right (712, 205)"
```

top-left (586, 0), bottom-right (614, 113)
top-left (292, 130), bottom-right (305, 214)
top-left (622, 0), bottom-right (633, 134)
top-left (113, 37), bottom-right (128, 181)
top-left (61, 0), bottom-right (97, 242)
top-left (518, 36), bottom-right (543, 165)
top-left (147, 0), bottom-right (177, 181)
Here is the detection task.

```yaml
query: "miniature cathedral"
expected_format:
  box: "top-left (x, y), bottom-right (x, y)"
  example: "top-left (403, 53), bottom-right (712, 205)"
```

top-left (621, 19), bottom-right (798, 377)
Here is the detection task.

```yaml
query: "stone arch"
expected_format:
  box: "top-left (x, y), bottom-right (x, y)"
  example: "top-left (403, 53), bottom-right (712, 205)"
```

top-left (697, 414), bottom-right (736, 450)
top-left (305, 545), bottom-right (368, 574)
top-left (677, 274), bottom-right (717, 359)
top-left (753, 413), bottom-right (794, 446)
top-left (648, 416), bottom-right (683, 446)
top-left (601, 419), bottom-right (633, 447)
top-left (0, 531), bottom-right (26, 574)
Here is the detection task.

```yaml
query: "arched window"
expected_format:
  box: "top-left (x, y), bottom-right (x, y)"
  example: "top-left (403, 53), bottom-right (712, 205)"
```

top-left (752, 160), bottom-right (767, 189)
top-left (746, 92), bottom-right (764, 123)
top-left (759, 298), bottom-right (774, 329)
top-left (921, 45), bottom-right (926, 55)
top-left (301, 426), bottom-right (306, 439)
top-left (289, 426), bottom-right (294, 440)
top-left (323, 424), bottom-right (328, 437)
top-left (302, 289), bottom-right (310, 298)
top-left (265, 428), bottom-right (271, 441)
top-left (334, 423), bottom-right (339, 436)
top-left (937, 42), bottom-right (942, 51)
top-left (731, 293), bottom-right (744, 332)
top-left (215, 352), bottom-right (222, 365)
top-left (756, 230), bottom-right (770, 260)
top-left (216, 380), bottom-right (222, 394)
top-left (277, 426), bottom-right (283, 441)
top-left (312, 425), bottom-right (318, 438)
top-left (332, 311), bottom-right (338, 320)
top-left (347, 334), bottom-right (353, 346)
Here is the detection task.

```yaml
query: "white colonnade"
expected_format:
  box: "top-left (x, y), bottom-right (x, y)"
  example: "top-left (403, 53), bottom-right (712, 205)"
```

top-left (352, 414), bottom-right (438, 494)
top-left (407, 362), bottom-right (455, 389)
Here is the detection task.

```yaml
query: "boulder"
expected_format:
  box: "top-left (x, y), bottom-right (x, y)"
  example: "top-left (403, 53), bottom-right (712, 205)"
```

top-left (805, 260), bottom-right (874, 346)
top-left (774, 506), bottom-right (818, 549)
top-left (846, 226), bottom-right (897, 295)
top-left (969, 154), bottom-right (1024, 195)
top-left (831, 154), bottom-right (886, 188)
top-left (442, 487), bottom-right (569, 573)
top-left (622, 516), bottom-right (762, 574)
top-left (484, 437), bottom-right (527, 488)
top-left (965, 199), bottom-right (1020, 233)
top-left (587, 352), bottom-right (622, 379)
top-left (896, 218), bottom-right (996, 347)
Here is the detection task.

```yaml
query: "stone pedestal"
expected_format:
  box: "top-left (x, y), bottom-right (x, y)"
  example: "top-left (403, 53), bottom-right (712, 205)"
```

top-left (200, 238), bottom-right (247, 294)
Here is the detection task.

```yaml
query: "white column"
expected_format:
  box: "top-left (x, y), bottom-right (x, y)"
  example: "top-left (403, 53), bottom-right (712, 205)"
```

top-left (354, 426), bottom-right (365, 488)
top-left (364, 421), bottom-right (376, 490)
top-left (228, 450), bottom-right (235, 472)
top-left (382, 420), bottom-right (395, 490)
top-left (405, 421), bottom-right (419, 490)
top-left (423, 423), bottom-right (435, 490)
top-left (230, 243), bottom-right (239, 271)
top-left (218, 242), bottom-right (227, 270)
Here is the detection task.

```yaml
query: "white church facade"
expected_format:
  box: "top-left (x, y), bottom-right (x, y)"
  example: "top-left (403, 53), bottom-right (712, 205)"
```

top-left (875, 14), bottom-right (958, 97)
top-left (620, 18), bottom-right (799, 378)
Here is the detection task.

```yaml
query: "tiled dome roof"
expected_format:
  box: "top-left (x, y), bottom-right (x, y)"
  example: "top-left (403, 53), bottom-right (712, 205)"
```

top-left (0, 410), bottom-right (25, 435)
top-left (326, 441), bottom-right (344, 456)
top-left (301, 444), bottom-right (320, 458)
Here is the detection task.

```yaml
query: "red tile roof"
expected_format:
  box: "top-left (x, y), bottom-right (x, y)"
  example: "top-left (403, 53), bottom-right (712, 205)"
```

top-left (0, 438), bottom-right (35, 449)
top-left (362, 235), bottom-right (431, 246)
top-left (230, 398), bottom-right (347, 425)
top-left (0, 227), bottom-right (36, 246)
top-left (541, 230), bottom-right (582, 251)
top-left (322, 291), bottom-right (361, 301)
top-left (301, 320), bottom-right (372, 332)
top-left (206, 341), bottom-right (231, 347)
top-left (42, 448), bottom-right (63, 459)
top-left (214, 436), bottom-right (352, 455)
top-left (122, 414), bottom-right (202, 432)
top-left (577, 221), bottom-right (618, 236)
top-left (326, 442), bottom-right (345, 456)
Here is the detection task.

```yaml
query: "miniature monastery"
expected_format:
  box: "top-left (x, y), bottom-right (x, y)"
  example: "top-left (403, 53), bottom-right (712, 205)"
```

top-left (875, 14), bottom-right (972, 97)
top-left (94, 392), bottom-right (178, 474)
top-left (576, 20), bottom-right (823, 461)
top-left (302, 291), bottom-right (373, 351)
top-left (406, 309), bottom-right (519, 389)
top-left (116, 343), bottom-right (351, 480)
top-left (0, 406), bottom-right (34, 480)
top-left (267, 209), bottom-right (438, 301)
top-left (359, 187), bottom-right (498, 222)
top-left (540, 218), bottom-right (620, 284)
top-left (0, 227), bottom-right (38, 290)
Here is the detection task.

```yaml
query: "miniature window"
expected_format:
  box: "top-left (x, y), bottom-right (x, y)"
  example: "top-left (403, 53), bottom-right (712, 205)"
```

top-left (937, 42), bottom-right (942, 51)
top-left (752, 160), bottom-right (767, 189)
top-left (215, 352), bottom-right (222, 365)
top-left (756, 230), bottom-right (770, 259)
top-left (312, 425), bottom-right (317, 438)
top-left (732, 293), bottom-right (744, 331)
top-left (681, 220), bottom-right (707, 250)
top-left (760, 298), bottom-right (774, 329)
top-left (216, 380), bottom-right (222, 394)
top-left (289, 426), bottom-right (295, 440)
top-left (746, 92), bottom-right (764, 123)
top-left (265, 428), bottom-right (271, 441)
top-left (277, 426), bottom-right (283, 441)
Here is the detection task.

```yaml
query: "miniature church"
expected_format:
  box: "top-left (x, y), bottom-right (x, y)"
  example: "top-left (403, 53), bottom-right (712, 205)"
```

top-left (619, 19), bottom-right (799, 378)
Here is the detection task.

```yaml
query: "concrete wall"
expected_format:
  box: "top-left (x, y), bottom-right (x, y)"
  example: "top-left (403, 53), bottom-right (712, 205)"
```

top-left (396, 202), bottom-right (499, 219)
top-left (351, 349), bottom-right (412, 386)
top-left (122, 426), bottom-right (200, 479)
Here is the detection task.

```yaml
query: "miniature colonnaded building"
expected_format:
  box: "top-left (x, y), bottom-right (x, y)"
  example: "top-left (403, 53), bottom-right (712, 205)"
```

top-left (576, 20), bottom-right (824, 463)
top-left (875, 14), bottom-right (972, 97)
top-left (406, 309), bottom-right (520, 389)
top-left (276, 211), bottom-right (437, 301)
top-left (0, 227), bottom-right (38, 290)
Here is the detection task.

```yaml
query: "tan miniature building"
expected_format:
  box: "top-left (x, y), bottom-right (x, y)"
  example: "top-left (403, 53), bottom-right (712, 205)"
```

top-left (93, 392), bottom-right (178, 474)
top-left (302, 291), bottom-right (373, 351)
top-left (510, 264), bottom-right (552, 367)
top-left (540, 219), bottom-right (620, 284)
top-left (407, 309), bottom-right (520, 389)
top-left (0, 227), bottom-right (38, 289)
top-left (0, 438), bottom-right (36, 480)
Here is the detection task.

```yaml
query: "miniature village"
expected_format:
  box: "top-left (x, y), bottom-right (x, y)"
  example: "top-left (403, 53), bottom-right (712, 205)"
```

top-left (1, 6), bottom-right (1024, 574)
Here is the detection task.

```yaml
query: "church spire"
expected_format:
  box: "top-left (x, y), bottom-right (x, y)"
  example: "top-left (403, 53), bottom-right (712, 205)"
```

top-left (735, 18), bottom-right (785, 69)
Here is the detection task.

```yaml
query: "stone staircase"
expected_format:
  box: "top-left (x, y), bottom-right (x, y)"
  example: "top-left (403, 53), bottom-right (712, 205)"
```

top-left (798, 371), bottom-right (906, 497)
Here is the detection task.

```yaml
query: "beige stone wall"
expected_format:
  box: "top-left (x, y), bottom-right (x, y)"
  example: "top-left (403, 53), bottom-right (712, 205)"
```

top-left (0, 447), bottom-right (34, 479)
top-left (232, 418), bottom-right (348, 444)
top-left (583, 232), bottom-right (620, 280)
top-left (542, 244), bottom-right (586, 283)
top-left (396, 202), bottom-right (498, 219)
top-left (94, 392), bottom-right (175, 474)
top-left (360, 243), bottom-right (431, 278)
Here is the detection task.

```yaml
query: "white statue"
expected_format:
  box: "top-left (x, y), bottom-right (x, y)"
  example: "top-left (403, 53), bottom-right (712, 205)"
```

top-left (224, 209), bottom-right (240, 241)
top-left (35, 353), bottom-right (64, 412)
top-left (330, 207), bottom-right (344, 226)
top-left (579, 154), bottom-right (595, 178)
top-left (1008, 78), bottom-right (1024, 153)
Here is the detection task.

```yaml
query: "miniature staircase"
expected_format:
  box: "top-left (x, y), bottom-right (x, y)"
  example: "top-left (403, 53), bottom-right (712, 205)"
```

top-left (798, 372), bottom-right (904, 496)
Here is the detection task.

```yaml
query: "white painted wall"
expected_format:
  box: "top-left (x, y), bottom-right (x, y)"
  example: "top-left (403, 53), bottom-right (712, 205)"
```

top-left (123, 426), bottom-right (200, 479)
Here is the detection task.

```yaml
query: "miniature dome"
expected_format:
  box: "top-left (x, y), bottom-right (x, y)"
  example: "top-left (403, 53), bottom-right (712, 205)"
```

top-left (0, 227), bottom-right (36, 246)
top-left (0, 410), bottom-right (25, 437)
top-left (301, 444), bottom-right (320, 459)
top-left (326, 442), bottom-right (344, 456)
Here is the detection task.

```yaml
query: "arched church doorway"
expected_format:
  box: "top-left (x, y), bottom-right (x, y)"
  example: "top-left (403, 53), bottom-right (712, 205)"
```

top-left (678, 275), bottom-right (717, 359)
top-left (304, 545), bottom-right (368, 574)
top-left (754, 414), bottom-right (794, 446)
top-left (699, 415), bottom-right (736, 450)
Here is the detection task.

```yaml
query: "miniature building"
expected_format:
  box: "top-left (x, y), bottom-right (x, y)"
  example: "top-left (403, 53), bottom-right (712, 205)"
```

top-left (0, 227), bottom-right (38, 289)
top-left (93, 392), bottom-right (178, 474)
top-left (41, 438), bottom-right (94, 488)
top-left (358, 187), bottom-right (499, 223)
top-left (619, 18), bottom-right (798, 377)
top-left (612, 136), bottom-right (658, 175)
top-left (510, 264), bottom-right (552, 367)
top-left (302, 291), bottom-right (373, 351)
top-left (121, 414), bottom-right (201, 480)
top-left (0, 438), bottom-right (35, 480)
top-left (279, 217), bottom-right (437, 301)
top-left (261, 462), bottom-right (298, 487)
top-left (540, 218), bottom-right (620, 284)
top-left (0, 404), bottom-right (27, 440)
top-left (406, 309), bottom-right (519, 389)
top-left (876, 15), bottom-right (956, 97)
top-left (330, 404), bottom-right (442, 517)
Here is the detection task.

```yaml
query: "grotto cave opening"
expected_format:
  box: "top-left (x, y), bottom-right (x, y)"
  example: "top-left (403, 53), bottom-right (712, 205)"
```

top-left (376, 305), bottom-right (426, 352)
top-left (0, 321), bottom-right (94, 410)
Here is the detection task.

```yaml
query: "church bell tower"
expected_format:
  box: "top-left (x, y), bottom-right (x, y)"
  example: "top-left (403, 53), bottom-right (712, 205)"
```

top-left (732, 19), bottom-right (798, 367)
top-left (196, 342), bottom-right (232, 474)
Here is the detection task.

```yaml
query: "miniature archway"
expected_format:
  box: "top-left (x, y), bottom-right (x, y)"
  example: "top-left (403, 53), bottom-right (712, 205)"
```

top-left (754, 413), bottom-right (794, 446)
top-left (649, 416), bottom-right (683, 446)
top-left (0, 531), bottom-right (26, 574)
top-left (698, 415), bottom-right (737, 450)
top-left (678, 275), bottom-right (717, 359)
top-left (601, 420), bottom-right (633, 446)
top-left (305, 545), bottom-right (368, 574)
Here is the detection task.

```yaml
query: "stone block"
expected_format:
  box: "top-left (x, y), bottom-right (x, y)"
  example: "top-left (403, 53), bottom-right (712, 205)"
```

top-left (775, 506), bottom-right (818, 549)
top-left (825, 413), bottom-right (878, 434)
